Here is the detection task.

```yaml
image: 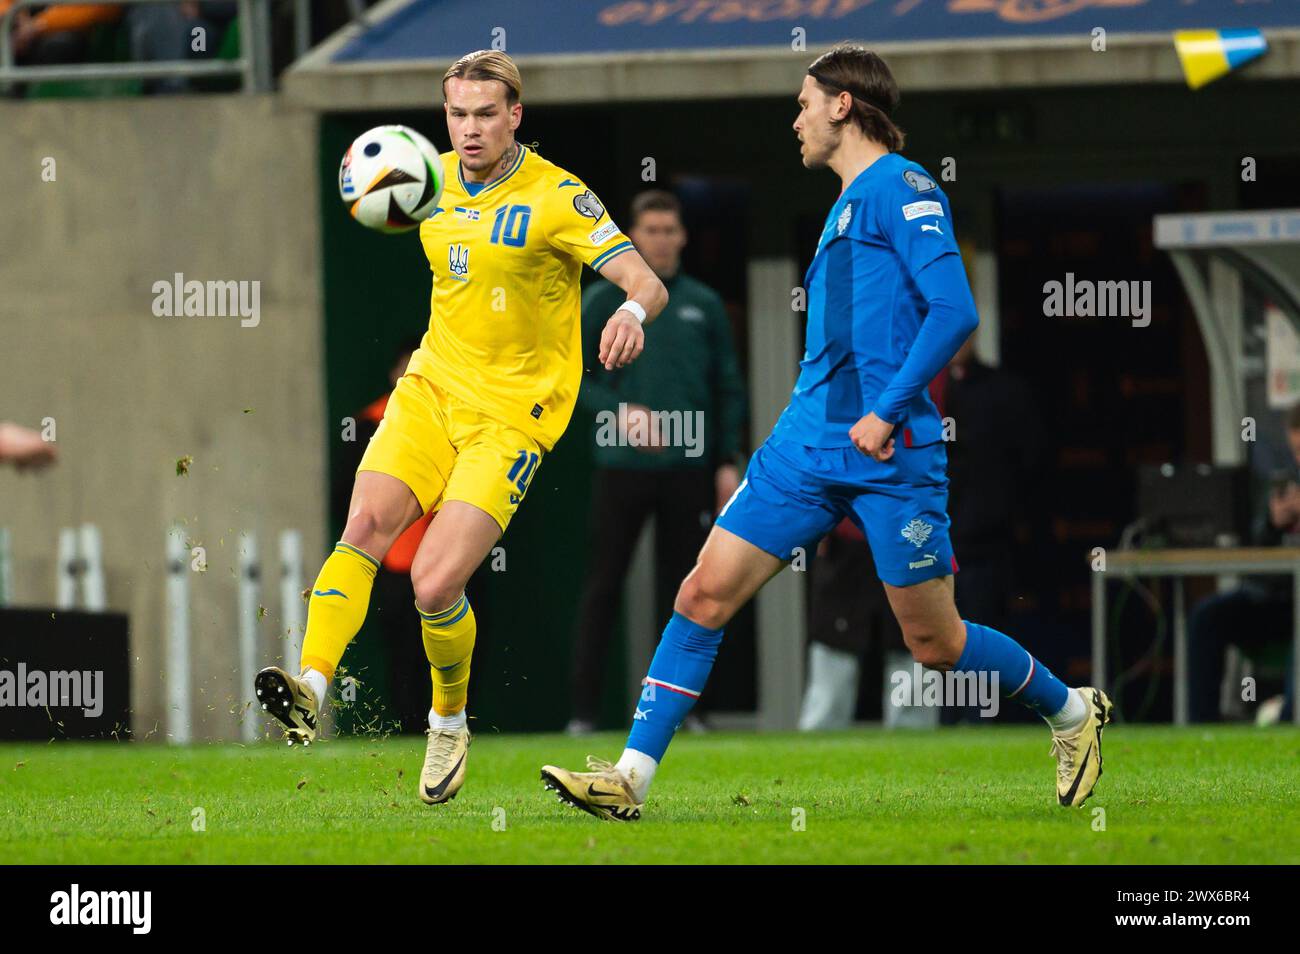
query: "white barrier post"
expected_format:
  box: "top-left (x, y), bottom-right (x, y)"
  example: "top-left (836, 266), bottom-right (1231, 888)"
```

top-left (165, 524), bottom-right (192, 744)
top-left (0, 527), bottom-right (12, 607)
top-left (78, 523), bottom-right (106, 612)
top-left (237, 532), bottom-right (261, 743)
top-left (56, 527), bottom-right (77, 609)
top-left (279, 530), bottom-right (305, 670)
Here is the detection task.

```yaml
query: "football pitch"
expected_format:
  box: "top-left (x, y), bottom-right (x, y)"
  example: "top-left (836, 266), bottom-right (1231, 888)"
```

top-left (2, 726), bottom-right (1296, 865)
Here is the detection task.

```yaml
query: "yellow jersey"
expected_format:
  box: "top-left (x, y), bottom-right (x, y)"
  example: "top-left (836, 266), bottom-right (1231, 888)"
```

top-left (405, 144), bottom-right (633, 450)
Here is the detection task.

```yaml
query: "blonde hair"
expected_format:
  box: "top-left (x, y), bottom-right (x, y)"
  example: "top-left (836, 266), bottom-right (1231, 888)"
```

top-left (443, 50), bottom-right (522, 105)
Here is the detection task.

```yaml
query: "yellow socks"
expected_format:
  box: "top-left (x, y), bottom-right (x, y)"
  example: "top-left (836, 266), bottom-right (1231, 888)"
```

top-left (301, 543), bottom-right (475, 718)
top-left (300, 541), bottom-right (379, 681)
top-left (419, 593), bottom-right (476, 716)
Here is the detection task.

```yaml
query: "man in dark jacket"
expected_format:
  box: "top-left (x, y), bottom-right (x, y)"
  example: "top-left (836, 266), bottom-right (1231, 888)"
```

top-left (567, 190), bottom-right (746, 733)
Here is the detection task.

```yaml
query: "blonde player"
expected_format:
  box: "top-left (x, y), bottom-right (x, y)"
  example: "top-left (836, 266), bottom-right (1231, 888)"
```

top-left (256, 50), bottom-right (667, 805)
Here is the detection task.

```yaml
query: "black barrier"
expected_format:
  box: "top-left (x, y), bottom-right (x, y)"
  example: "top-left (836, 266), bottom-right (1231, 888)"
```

top-left (0, 609), bottom-right (131, 740)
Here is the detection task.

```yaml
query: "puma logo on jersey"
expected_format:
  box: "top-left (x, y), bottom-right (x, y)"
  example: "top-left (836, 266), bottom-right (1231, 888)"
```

top-left (921, 223), bottom-right (944, 235)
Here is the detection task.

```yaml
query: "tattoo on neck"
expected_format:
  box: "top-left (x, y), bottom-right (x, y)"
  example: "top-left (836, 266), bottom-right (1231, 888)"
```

top-left (486, 142), bottom-right (517, 184)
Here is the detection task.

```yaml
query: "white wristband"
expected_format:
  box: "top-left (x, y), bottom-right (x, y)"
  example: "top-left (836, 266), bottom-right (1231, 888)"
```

top-left (617, 300), bottom-right (647, 324)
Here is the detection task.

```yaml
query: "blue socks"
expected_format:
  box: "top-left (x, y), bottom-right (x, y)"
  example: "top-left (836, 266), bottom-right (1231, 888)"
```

top-left (622, 616), bottom-right (1067, 769)
top-left (955, 620), bottom-right (1069, 717)
top-left (625, 612), bottom-right (722, 762)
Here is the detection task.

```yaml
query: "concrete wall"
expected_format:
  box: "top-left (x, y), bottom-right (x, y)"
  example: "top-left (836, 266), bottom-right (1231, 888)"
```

top-left (0, 95), bottom-right (326, 741)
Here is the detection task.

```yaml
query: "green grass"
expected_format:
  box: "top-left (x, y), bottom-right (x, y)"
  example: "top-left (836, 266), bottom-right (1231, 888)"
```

top-left (1, 726), bottom-right (1297, 864)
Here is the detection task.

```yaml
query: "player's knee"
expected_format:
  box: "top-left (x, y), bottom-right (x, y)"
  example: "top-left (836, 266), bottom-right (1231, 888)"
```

top-left (674, 573), bottom-right (731, 630)
top-left (903, 628), bottom-right (961, 670)
top-left (411, 570), bottom-right (462, 616)
top-left (341, 507), bottom-right (392, 557)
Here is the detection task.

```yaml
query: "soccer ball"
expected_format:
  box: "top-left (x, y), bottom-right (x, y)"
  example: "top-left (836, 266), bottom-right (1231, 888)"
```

top-left (339, 125), bottom-right (445, 233)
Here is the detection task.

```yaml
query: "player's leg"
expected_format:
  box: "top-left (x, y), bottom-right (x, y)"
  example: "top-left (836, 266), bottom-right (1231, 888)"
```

top-left (882, 574), bottom-right (1110, 806)
top-left (542, 524), bottom-right (782, 820)
top-left (258, 373), bottom-right (453, 743)
top-left (408, 499), bottom-right (502, 803)
top-left (256, 471), bottom-right (424, 743)
top-left (651, 468), bottom-right (716, 727)
top-left (410, 413), bottom-right (543, 803)
top-left (303, 473), bottom-right (424, 685)
top-left (543, 439), bottom-right (835, 820)
top-left (854, 438), bottom-right (1112, 804)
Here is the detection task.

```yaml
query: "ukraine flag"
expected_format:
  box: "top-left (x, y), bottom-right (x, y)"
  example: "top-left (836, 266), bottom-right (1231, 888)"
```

top-left (1174, 29), bottom-right (1268, 90)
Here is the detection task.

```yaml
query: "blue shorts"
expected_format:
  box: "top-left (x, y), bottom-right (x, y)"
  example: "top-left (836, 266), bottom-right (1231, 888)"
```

top-left (716, 436), bottom-right (957, 587)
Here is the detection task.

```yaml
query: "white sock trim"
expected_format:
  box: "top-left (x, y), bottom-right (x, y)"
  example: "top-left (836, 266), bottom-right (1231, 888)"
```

top-left (1046, 688), bottom-right (1088, 733)
top-left (301, 668), bottom-right (328, 710)
top-left (615, 748), bottom-right (658, 803)
top-left (428, 707), bottom-right (467, 732)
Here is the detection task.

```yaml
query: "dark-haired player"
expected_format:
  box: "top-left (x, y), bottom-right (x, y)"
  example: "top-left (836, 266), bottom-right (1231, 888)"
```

top-left (542, 44), bottom-right (1111, 820)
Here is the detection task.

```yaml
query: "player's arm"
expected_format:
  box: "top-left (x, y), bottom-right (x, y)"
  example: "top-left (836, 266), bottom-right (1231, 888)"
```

top-left (542, 179), bottom-right (667, 370)
top-left (851, 191), bottom-right (978, 462)
top-left (576, 282), bottom-right (626, 415)
top-left (593, 248), bottom-right (668, 370)
top-left (0, 421), bottom-right (57, 470)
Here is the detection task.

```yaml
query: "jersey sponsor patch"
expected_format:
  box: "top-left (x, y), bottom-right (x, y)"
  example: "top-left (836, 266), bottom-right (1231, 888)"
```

top-left (453, 206), bottom-right (481, 221)
top-left (573, 189), bottom-right (605, 220)
top-left (588, 221), bottom-right (620, 245)
top-left (903, 169), bottom-right (937, 193)
top-left (902, 200), bottom-right (943, 221)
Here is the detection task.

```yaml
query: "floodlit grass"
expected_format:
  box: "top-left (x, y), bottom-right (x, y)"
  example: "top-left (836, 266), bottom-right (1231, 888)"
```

top-left (2, 725), bottom-right (1296, 863)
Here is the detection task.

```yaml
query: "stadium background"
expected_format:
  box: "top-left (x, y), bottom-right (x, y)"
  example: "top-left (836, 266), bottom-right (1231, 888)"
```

top-left (2, 0), bottom-right (1299, 739)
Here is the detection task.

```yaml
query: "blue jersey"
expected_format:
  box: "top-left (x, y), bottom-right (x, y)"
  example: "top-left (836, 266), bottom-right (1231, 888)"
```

top-left (774, 152), bottom-right (976, 449)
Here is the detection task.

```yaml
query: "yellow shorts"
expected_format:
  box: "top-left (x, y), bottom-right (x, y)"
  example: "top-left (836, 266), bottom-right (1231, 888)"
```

top-left (357, 372), bottom-right (544, 532)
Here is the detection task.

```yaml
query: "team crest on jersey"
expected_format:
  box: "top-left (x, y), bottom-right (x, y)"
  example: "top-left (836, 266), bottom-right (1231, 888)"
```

top-left (901, 518), bottom-right (934, 548)
top-left (836, 202), bottom-right (853, 236)
top-left (903, 169), bottom-right (937, 193)
top-left (448, 243), bottom-right (469, 281)
top-left (573, 189), bottom-right (605, 220)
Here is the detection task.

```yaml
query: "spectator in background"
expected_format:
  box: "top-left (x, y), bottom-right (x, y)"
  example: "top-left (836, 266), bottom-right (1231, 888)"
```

top-left (566, 189), bottom-right (746, 735)
top-left (332, 337), bottom-right (434, 733)
top-left (0, 421), bottom-right (57, 470)
top-left (124, 1), bottom-right (236, 94)
top-left (1188, 404), bottom-right (1300, 725)
top-left (3, 2), bottom-right (120, 68)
